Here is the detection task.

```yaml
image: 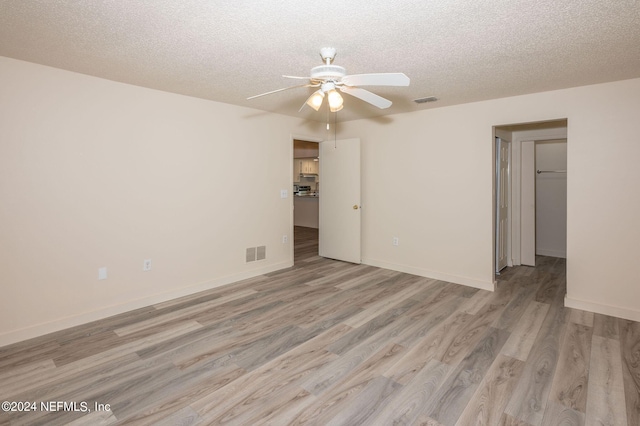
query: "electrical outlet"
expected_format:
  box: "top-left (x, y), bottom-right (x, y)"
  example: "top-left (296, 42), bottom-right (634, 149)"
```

top-left (392, 237), bottom-right (399, 246)
top-left (143, 259), bottom-right (152, 271)
top-left (98, 267), bottom-right (108, 280)
top-left (280, 189), bottom-right (288, 199)
top-left (282, 235), bottom-right (288, 244)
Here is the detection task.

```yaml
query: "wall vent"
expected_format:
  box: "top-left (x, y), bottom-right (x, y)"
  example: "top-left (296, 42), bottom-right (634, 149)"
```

top-left (256, 246), bottom-right (266, 261)
top-left (246, 246), bottom-right (267, 262)
top-left (414, 96), bottom-right (438, 104)
top-left (246, 247), bottom-right (256, 263)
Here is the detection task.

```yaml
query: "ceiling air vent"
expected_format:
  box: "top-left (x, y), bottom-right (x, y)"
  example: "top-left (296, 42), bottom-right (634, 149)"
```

top-left (414, 96), bottom-right (438, 104)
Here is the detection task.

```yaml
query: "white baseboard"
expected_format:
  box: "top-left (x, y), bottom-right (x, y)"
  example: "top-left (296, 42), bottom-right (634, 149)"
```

top-left (565, 295), bottom-right (640, 322)
top-left (0, 260), bottom-right (293, 348)
top-left (536, 248), bottom-right (566, 258)
top-left (362, 258), bottom-right (495, 292)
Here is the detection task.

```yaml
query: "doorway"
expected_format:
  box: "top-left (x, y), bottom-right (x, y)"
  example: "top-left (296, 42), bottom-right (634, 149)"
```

top-left (292, 138), bottom-right (321, 262)
top-left (493, 120), bottom-right (568, 278)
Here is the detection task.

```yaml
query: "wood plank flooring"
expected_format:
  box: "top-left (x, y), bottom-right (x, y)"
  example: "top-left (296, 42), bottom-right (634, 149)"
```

top-left (0, 226), bottom-right (638, 425)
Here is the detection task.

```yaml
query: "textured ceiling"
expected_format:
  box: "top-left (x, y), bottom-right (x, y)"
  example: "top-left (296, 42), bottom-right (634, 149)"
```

top-left (1, 1), bottom-right (639, 122)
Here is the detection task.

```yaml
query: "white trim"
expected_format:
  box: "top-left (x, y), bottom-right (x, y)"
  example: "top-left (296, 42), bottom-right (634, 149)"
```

top-left (0, 261), bottom-right (292, 348)
top-left (520, 141), bottom-right (537, 266)
top-left (363, 258), bottom-right (495, 291)
top-left (494, 137), bottom-right (511, 274)
top-left (565, 295), bottom-right (640, 322)
top-left (535, 248), bottom-right (566, 258)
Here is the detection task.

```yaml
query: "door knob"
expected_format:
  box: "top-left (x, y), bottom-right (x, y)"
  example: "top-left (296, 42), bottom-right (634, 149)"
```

top-left (353, 204), bottom-right (359, 210)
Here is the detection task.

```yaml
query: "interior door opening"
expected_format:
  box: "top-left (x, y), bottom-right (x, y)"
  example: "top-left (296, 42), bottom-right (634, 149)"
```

top-left (292, 139), bottom-right (321, 263)
top-left (493, 119), bottom-right (568, 280)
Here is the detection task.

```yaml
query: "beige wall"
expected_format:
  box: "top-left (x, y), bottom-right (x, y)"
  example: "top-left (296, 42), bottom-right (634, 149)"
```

top-left (2, 55), bottom-right (640, 346)
top-left (0, 57), bottom-right (322, 346)
top-left (337, 78), bottom-right (640, 321)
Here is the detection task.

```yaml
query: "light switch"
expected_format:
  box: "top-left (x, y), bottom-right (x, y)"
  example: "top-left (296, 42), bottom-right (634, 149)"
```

top-left (280, 189), bottom-right (288, 199)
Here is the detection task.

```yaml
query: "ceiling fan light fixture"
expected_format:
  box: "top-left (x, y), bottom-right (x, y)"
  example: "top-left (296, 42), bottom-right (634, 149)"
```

top-left (306, 90), bottom-right (325, 111)
top-left (327, 89), bottom-right (343, 112)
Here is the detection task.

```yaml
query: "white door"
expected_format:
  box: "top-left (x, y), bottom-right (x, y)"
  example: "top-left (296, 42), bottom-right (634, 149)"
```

top-left (495, 137), bottom-right (510, 273)
top-left (521, 141), bottom-right (536, 266)
top-left (319, 138), bottom-right (361, 263)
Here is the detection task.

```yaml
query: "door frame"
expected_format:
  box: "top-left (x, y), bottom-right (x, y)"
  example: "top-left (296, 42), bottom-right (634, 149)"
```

top-left (520, 141), bottom-right (536, 266)
top-left (495, 136), bottom-right (511, 274)
top-left (493, 122), bottom-right (567, 280)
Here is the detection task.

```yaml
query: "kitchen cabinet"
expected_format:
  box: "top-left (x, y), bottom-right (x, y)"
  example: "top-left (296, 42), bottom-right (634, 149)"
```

top-left (294, 158), bottom-right (319, 180)
top-left (309, 159), bottom-right (320, 174)
top-left (300, 159), bottom-right (319, 174)
top-left (293, 160), bottom-right (302, 181)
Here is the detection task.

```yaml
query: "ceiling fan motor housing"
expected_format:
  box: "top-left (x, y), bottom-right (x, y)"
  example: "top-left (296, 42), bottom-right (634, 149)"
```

top-left (310, 65), bottom-right (346, 82)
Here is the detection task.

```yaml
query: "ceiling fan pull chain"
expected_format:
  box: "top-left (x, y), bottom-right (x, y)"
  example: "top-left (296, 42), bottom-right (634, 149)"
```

top-left (326, 106), bottom-right (330, 131)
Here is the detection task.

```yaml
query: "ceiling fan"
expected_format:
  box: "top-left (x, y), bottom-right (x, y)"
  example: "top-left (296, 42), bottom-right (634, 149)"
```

top-left (247, 47), bottom-right (410, 112)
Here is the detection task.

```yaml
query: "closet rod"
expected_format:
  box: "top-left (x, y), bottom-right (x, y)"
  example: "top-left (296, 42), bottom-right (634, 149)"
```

top-left (536, 169), bottom-right (566, 174)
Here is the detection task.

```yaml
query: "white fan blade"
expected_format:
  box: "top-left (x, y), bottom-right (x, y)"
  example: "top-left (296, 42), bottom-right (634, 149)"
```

top-left (341, 73), bottom-right (410, 87)
top-left (339, 86), bottom-right (392, 109)
top-left (247, 84), bottom-right (315, 100)
top-left (283, 75), bottom-right (310, 80)
top-left (298, 96), bottom-right (314, 113)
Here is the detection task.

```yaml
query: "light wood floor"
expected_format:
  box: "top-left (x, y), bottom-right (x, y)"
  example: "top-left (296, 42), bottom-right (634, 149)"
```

top-left (1, 226), bottom-right (638, 425)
